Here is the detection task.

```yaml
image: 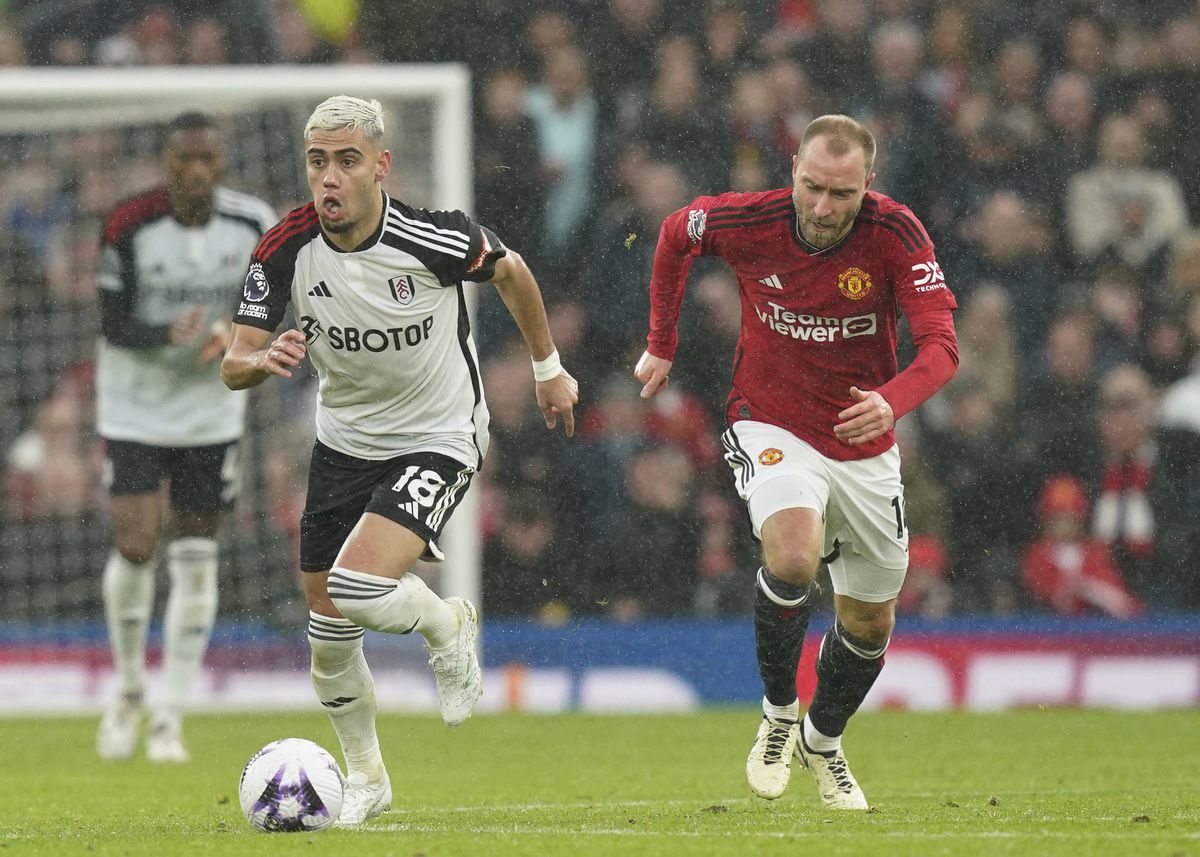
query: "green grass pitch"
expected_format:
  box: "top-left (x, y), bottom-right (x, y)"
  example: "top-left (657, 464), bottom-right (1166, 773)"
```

top-left (4, 709), bottom-right (1198, 856)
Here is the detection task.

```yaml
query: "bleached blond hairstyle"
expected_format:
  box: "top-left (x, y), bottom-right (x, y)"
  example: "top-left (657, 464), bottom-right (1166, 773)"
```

top-left (304, 95), bottom-right (385, 145)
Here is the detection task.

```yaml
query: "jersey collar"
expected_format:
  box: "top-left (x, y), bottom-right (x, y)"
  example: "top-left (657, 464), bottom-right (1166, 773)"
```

top-left (321, 190), bottom-right (388, 254)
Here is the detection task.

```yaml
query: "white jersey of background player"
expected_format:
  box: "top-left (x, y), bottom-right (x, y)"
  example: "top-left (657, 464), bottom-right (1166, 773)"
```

top-left (222, 95), bottom-right (578, 827)
top-left (94, 112), bottom-right (275, 764)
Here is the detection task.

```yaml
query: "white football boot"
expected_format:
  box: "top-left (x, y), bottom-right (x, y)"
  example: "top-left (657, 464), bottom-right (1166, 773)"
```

top-left (794, 728), bottom-right (869, 810)
top-left (146, 714), bottom-right (190, 763)
top-left (335, 771), bottom-right (392, 827)
top-left (96, 696), bottom-right (142, 761)
top-left (427, 597), bottom-right (482, 726)
top-left (746, 714), bottom-right (800, 800)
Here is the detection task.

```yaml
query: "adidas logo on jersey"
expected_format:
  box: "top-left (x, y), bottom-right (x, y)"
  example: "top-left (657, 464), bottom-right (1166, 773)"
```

top-left (758, 274), bottom-right (784, 290)
top-left (307, 281), bottom-right (333, 297)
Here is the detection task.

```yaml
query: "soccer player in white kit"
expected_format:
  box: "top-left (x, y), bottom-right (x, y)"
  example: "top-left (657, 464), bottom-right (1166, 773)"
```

top-left (222, 95), bottom-right (579, 827)
top-left (95, 112), bottom-right (276, 763)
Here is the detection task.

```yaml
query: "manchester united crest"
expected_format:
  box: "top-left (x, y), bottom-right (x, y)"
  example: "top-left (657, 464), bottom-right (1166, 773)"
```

top-left (758, 448), bottom-right (784, 466)
top-left (837, 267), bottom-right (873, 301)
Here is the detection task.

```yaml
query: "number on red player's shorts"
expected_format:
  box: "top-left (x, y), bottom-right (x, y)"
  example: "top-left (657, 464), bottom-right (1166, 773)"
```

top-left (890, 495), bottom-right (905, 540)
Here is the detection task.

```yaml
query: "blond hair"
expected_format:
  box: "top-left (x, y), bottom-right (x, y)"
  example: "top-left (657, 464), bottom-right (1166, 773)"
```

top-left (304, 95), bottom-right (385, 145)
top-left (798, 114), bottom-right (877, 175)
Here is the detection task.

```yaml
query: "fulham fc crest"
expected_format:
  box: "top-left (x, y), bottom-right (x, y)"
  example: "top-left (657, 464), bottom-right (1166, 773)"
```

top-left (388, 274), bottom-right (416, 305)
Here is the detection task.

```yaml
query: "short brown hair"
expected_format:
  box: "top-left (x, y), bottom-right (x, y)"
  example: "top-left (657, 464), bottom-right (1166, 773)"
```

top-left (798, 114), bottom-right (877, 176)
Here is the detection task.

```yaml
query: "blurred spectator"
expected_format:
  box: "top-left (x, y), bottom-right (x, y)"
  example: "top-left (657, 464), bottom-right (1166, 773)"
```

top-left (1091, 363), bottom-right (1160, 603)
top-left (525, 43), bottom-right (598, 259)
top-left (952, 191), bottom-right (1060, 349)
top-left (1088, 258), bottom-right (1144, 374)
top-left (700, 0), bottom-right (760, 105)
top-left (928, 378), bottom-right (1026, 613)
top-left (475, 68), bottom-right (545, 267)
top-left (727, 69), bottom-right (786, 192)
top-left (896, 423), bottom-right (949, 546)
top-left (917, 4), bottom-right (974, 116)
top-left (605, 444), bottom-right (701, 619)
top-left (0, 19), bottom-right (28, 66)
top-left (482, 489), bottom-right (572, 620)
top-left (856, 20), bottom-right (942, 215)
top-left (588, 0), bottom-right (669, 121)
top-left (897, 533), bottom-right (953, 619)
top-left (631, 34), bottom-right (730, 193)
top-left (584, 160), bottom-right (688, 367)
top-left (1153, 311), bottom-right (1200, 610)
top-left (1020, 475), bottom-right (1143, 618)
top-left (1017, 310), bottom-right (1103, 487)
top-left (1066, 114), bottom-right (1190, 278)
top-left (954, 285), bottom-right (1019, 417)
top-left (1168, 230), bottom-right (1200, 297)
top-left (792, 0), bottom-right (873, 108)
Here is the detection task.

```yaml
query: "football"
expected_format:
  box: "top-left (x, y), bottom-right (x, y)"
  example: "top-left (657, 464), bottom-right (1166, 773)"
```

top-left (238, 738), bottom-right (345, 832)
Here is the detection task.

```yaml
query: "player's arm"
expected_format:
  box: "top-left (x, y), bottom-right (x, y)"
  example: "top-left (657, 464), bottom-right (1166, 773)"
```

top-left (220, 323), bottom-right (306, 390)
top-left (635, 200), bottom-right (713, 399)
top-left (96, 241), bottom-right (205, 348)
top-left (488, 250), bottom-right (579, 437)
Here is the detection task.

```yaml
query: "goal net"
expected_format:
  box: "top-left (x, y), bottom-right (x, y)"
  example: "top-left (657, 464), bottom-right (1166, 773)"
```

top-left (0, 65), bottom-right (477, 635)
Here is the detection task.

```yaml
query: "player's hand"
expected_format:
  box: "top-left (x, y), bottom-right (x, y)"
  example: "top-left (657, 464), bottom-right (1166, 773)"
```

top-left (834, 386), bottom-right (895, 446)
top-left (197, 318), bottom-right (231, 366)
top-left (634, 350), bottom-right (672, 399)
top-left (536, 368), bottom-right (579, 437)
top-left (168, 306), bottom-right (206, 346)
top-left (259, 329), bottom-right (307, 379)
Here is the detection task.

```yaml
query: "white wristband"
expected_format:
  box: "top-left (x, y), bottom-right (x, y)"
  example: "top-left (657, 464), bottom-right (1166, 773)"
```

top-left (532, 349), bottom-right (562, 382)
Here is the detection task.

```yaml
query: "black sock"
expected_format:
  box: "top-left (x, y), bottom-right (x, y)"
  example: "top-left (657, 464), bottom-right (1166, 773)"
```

top-left (807, 620), bottom-right (887, 739)
top-left (753, 567), bottom-right (814, 708)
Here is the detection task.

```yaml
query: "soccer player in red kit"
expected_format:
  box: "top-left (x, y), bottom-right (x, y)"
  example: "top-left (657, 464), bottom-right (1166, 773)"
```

top-left (635, 115), bottom-right (958, 809)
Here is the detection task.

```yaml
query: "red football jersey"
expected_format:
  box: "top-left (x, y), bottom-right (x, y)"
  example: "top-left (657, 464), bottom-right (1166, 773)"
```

top-left (647, 188), bottom-right (958, 461)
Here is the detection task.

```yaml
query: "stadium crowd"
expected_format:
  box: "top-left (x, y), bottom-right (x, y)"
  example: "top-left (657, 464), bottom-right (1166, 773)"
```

top-left (2, 0), bottom-right (1199, 622)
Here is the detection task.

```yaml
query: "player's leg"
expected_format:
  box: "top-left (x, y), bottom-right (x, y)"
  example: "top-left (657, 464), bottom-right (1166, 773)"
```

top-left (146, 444), bottom-right (234, 762)
top-left (98, 441), bottom-right (166, 760)
top-left (795, 448), bottom-right (907, 810)
top-left (303, 572), bottom-right (391, 827)
top-left (298, 442), bottom-right (391, 826)
top-left (329, 452), bottom-right (480, 726)
top-left (723, 423), bottom-right (829, 799)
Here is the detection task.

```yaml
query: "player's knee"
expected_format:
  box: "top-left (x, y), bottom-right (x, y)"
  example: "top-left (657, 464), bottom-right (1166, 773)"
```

top-left (115, 537), bottom-right (158, 566)
top-left (763, 542), bottom-right (820, 585)
top-left (839, 607), bottom-right (895, 649)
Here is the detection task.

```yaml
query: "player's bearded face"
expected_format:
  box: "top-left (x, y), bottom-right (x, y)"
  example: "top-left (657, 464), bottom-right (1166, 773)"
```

top-left (791, 141), bottom-right (872, 248)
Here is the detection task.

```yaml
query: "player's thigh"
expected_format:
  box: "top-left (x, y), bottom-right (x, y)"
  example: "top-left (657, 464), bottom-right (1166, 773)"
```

top-left (300, 443), bottom-right (474, 579)
top-left (351, 451), bottom-right (476, 575)
top-left (825, 446), bottom-right (909, 601)
top-left (166, 442), bottom-right (239, 521)
top-left (105, 440), bottom-right (167, 559)
top-left (721, 420), bottom-right (832, 538)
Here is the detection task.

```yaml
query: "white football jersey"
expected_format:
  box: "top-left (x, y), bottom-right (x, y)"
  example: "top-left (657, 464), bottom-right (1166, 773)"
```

top-left (234, 193), bottom-right (503, 466)
top-left (96, 186), bottom-right (276, 446)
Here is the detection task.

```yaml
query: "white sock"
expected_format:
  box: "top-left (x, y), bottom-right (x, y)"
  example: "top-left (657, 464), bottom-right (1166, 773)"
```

top-left (326, 568), bottom-right (459, 648)
top-left (308, 612), bottom-right (386, 781)
top-left (101, 549), bottom-right (156, 700)
top-left (803, 713), bottom-right (842, 753)
top-left (161, 538), bottom-right (219, 719)
top-left (763, 696), bottom-right (800, 722)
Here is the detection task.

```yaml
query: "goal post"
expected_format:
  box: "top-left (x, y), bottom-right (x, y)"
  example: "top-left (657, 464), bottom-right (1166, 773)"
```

top-left (0, 64), bottom-right (480, 627)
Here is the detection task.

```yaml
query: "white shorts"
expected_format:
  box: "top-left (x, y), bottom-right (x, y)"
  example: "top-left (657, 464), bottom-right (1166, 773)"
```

top-left (721, 420), bottom-right (908, 602)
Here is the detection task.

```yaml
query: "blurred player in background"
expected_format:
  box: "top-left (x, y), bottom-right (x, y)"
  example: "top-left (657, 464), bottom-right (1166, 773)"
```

top-left (95, 112), bottom-right (276, 762)
top-left (221, 95), bottom-right (578, 827)
top-left (636, 115), bottom-right (958, 809)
